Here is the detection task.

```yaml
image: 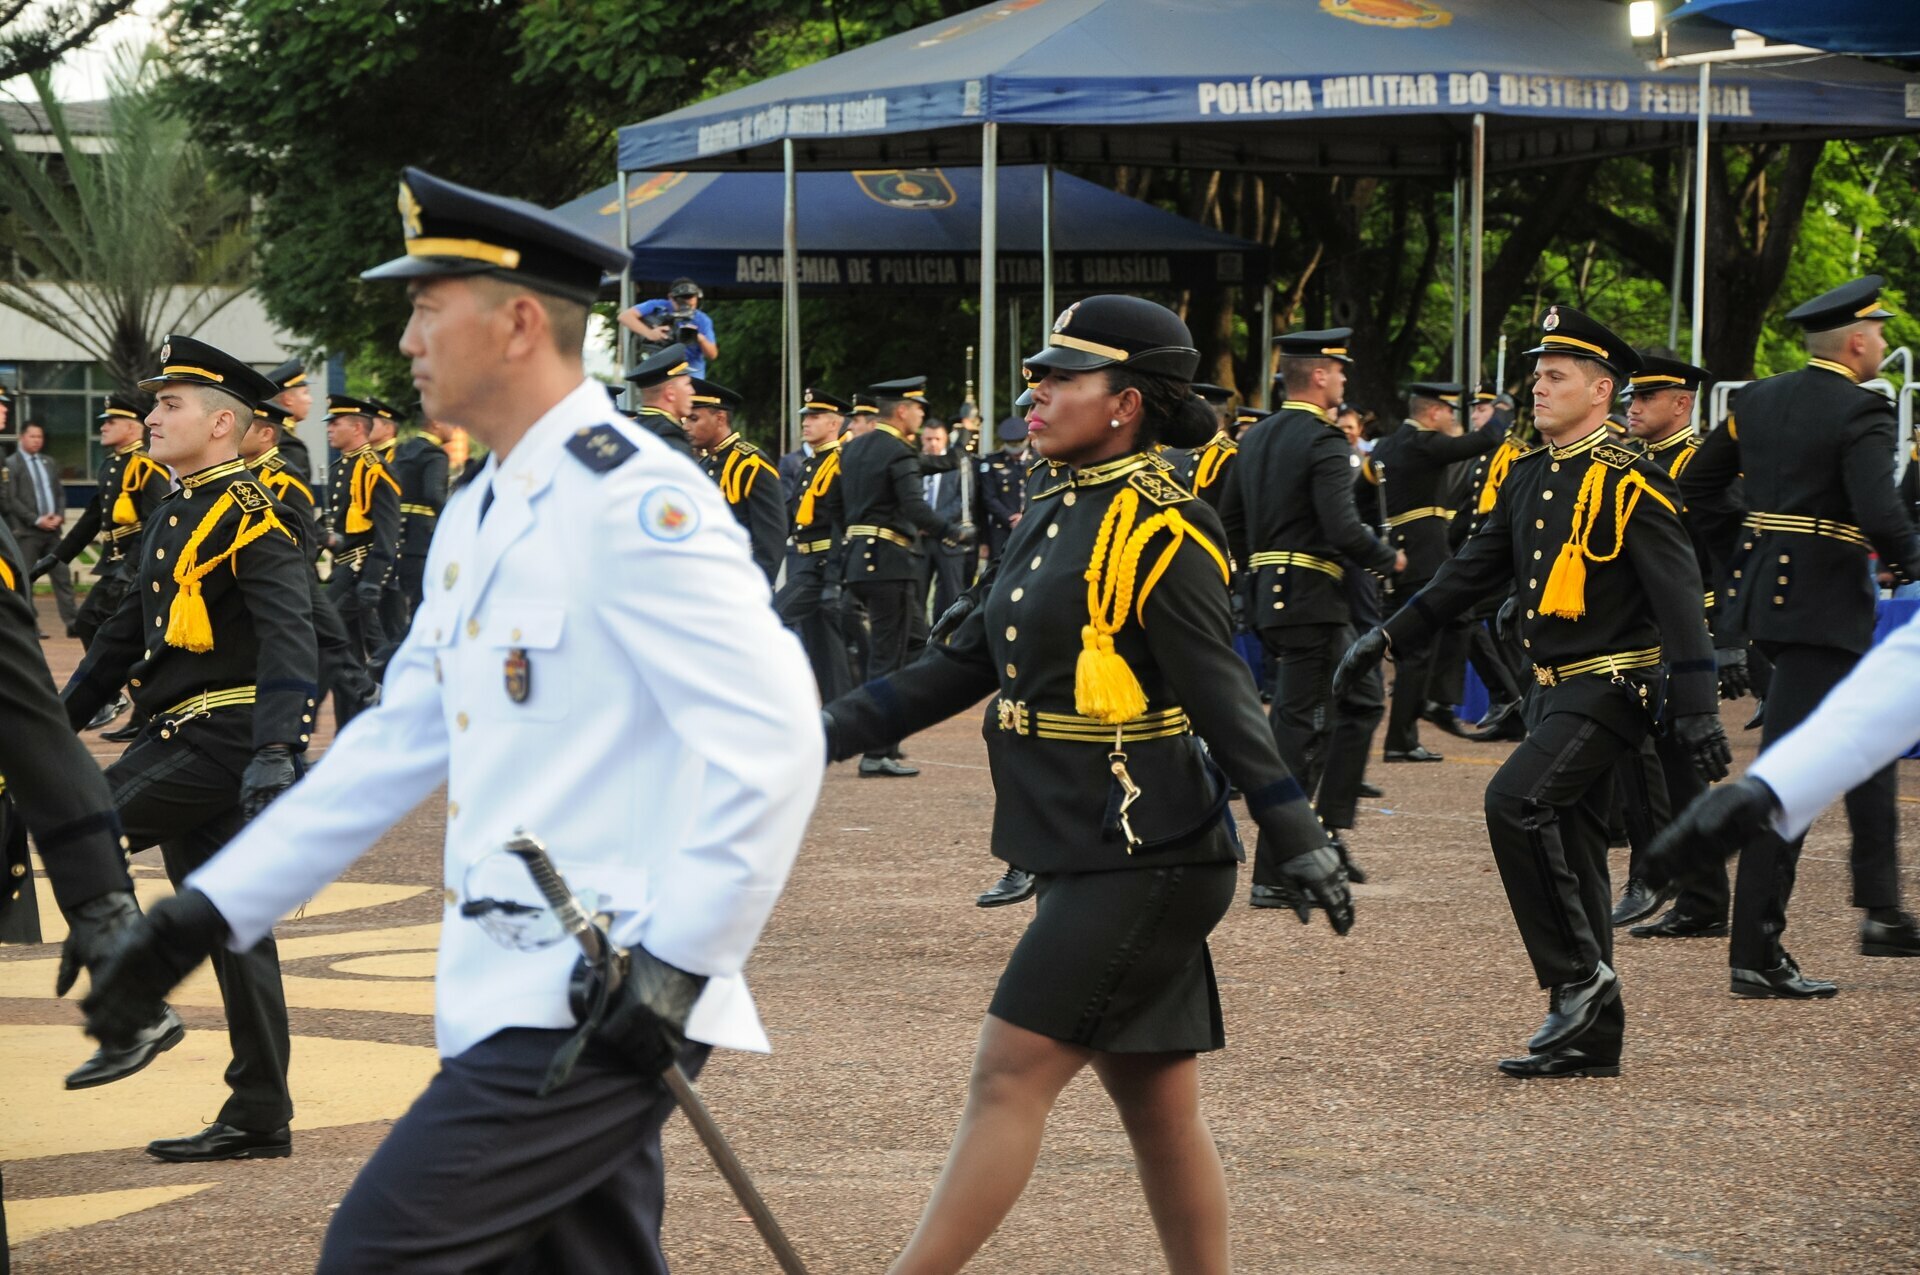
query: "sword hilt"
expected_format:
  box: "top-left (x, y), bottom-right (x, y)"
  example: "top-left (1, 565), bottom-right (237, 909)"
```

top-left (504, 830), bottom-right (601, 958)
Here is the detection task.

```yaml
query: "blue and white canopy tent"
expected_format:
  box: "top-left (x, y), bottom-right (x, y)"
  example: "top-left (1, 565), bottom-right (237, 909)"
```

top-left (611, 0), bottom-right (1920, 432)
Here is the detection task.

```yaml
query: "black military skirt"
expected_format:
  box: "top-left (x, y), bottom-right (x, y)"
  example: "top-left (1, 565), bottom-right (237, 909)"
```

top-left (989, 861), bottom-right (1237, 1054)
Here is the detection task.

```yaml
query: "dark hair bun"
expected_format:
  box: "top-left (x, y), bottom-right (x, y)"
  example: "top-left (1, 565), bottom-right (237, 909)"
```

top-left (1160, 393), bottom-right (1219, 449)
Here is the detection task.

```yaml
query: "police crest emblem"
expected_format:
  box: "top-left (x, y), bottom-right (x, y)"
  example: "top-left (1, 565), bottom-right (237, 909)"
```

top-left (399, 181), bottom-right (424, 239)
top-left (504, 647), bottom-right (530, 704)
top-left (853, 168), bottom-right (957, 210)
top-left (1544, 307), bottom-right (1561, 331)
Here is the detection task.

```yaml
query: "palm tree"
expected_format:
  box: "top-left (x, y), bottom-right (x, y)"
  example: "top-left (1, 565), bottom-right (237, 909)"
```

top-left (0, 49), bottom-right (252, 393)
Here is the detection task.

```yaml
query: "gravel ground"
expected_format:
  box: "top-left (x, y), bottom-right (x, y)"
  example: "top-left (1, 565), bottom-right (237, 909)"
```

top-left (4, 610), bottom-right (1917, 1273)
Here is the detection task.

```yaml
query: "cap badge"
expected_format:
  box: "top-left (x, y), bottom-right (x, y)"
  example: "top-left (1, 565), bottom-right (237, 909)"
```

top-left (398, 181), bottom-right (424, 240)
top-left (1052, 302), bottom-right (1080, 334)
top-left (159, 341), bottom-right (171, 363)
top-left (1543, 308), bottom-right (1560, 332)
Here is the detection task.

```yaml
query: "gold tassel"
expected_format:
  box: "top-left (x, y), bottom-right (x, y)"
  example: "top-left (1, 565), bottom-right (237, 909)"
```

top-left (165, 580), bottom-right (215, 651)
top-left (346, 457), bottom-right (373, 533)
top-left (1539, 462), bottom-right (1607, 619)
top-left (112, 490), bottom-right (137, 525)
top-left (1075, 625), bottom-right (1147, 724)
top-left (1476, 439), bottom-right (1521, 514)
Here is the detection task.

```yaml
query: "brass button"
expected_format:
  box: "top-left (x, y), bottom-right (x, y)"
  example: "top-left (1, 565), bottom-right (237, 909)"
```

top-left (1534, 519), bottom-right (1545, 530)
top-left (151, 582), bottom-right (160, 593)
top-left (302, 714), bottom-right (312, 723)
top-left (1273, 584), bottom-right (1282, 592)
top-left (443, 888), bottom-right (458, 905)
top-left (1046, 524), bottom-right (1059, 538)
top-left (12, 863), bottom-right (25, 877)
top-left (1005, 626), bottom-right (1017, 641)
top-left (1030, 556), bottom-right (1043, 570)
top-left (1523, 639), bottom-right (1532, 649)
top-left (1277, 565), bottom-right (1288, 573)
top-left (511, 627), bottom-right (523, 641)
top-left (456, 712), bottom-right (470, 731)
top-left (444, 563), bottom-right (460, 588)
top-left (1773, 595), bottom-right (1784, 604)
top-left (130, 678), bottom-right (141, 688)
top-left (448, 802), bottom-right (460, 819)
top-left (1005, 663), bottom-right (1017, 678)
top-left (1778, 554), bottom-right (1790, 564)
top-left (1528, 578), bottom-right (1537, 589)
top-left (1273, 601), bottom-right (1284, 609)
top-left (181, 489), bottom-right (192, 500)
top-left (1550, 462), bottom-right (1560, 472)
top-left (1733, 569), bottom-right (1742, 578)
top-left (154, 617), bottom-right (162, 628)
top-left (155, 547), bottom-right (166, 559)
top-left (1010, 587), bottom-right (1024, 602)
top-left (1527, 609), bottom-right (1535, 619)
top-left (1777, 575), bottom-right (1789, 585)
top-left (168, 516), bottom-right (178, 527)
top-left (299, 734), bottom-right (310, 743)
top-left (1542, 490), bottom-right (1554, 500)
top-left (1063, 491), bottom-right (1077, 506)
top-left (1532, 550), bottom-right (1542, 560)
top-left (466, 618), bottom-right (480, 638)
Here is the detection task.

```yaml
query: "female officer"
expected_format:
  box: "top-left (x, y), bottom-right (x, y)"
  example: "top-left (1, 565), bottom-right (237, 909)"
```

top-left (823, 295), bottom-right (1353, 1274)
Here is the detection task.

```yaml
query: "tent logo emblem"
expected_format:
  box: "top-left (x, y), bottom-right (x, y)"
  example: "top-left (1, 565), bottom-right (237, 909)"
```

top-left (854, 168), bottom-right (957, 210)
top-left (1320, 0), bottom-right (1453, 29)
top-left (599, 171), bottom-right (689, 217)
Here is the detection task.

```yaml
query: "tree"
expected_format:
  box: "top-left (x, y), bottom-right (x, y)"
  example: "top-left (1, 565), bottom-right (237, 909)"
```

top-left (0, 0), bottom-right (133, 83)
top-left (0, 55), bottom-right (252, 393)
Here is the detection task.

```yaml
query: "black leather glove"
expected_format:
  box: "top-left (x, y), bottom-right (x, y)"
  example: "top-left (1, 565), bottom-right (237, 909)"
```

top-left (942, 522), bottom-right (977, 549)
top-left (929, 592), bottom-right (977, 645)
top-left (56, 890), bottom-right (144, 997)
top-left (1672, 712), bottom-right (1733, 784)
top-left (570, 944), bottom-right (707, 1076)
top-left (1646, 776), bottom-right (1779, 886)
top-left (1715, 646), bottom-right (1751, 701)
top-left (1251, 799), bottom-right (1355, 935)
top-left (1331, 627), bottom-right (1389, 702)
top-left (239, 744), bottom-right (297, 820)
top-left (1494, 594), bottom-right (1521, 645)
top-left (355, 579), bottom-right (385, 612)
top-left (82, 888), bottom-right (228, 1048)
top-left (30, 553), bottom-right (59, 581)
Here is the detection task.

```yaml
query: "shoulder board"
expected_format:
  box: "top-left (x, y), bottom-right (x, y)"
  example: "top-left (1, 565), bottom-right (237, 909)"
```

top-left (1128, 468), bottom-right (1193, 507)
top-left (1510, 443), bottom-right (1550, 463)
top-left (730, 437), bottom-right (768, 460)
top-left (1591, 443), bottom-right (1638, 470)
top-left (228, 478), bottom-right (271, 513)
top-left (566, 423), bottom-right (638, 474)
top-left (1142, 450), bottom-right (1179, 474)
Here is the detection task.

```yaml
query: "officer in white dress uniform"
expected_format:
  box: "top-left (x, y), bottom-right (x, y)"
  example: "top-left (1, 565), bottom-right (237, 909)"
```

top-left (1650, 611), bottom-right (1920, 956)
top-left (81, 168), bottom-right (824, 1273)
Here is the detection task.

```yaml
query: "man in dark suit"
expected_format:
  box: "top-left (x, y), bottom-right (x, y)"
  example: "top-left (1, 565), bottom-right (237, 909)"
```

top-left (1675, 276), bottom-right (1920, 991)
top-left (917, 417), bottom-right (969, 621)
top-left (6, 421), bottom-right (77, 635)
top-left (980, 415), bottom-right (1031, 563)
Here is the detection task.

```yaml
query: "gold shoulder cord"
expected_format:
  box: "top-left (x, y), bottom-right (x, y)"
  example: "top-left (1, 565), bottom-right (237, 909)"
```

top-left (796, 451), bottom-right (841, 526)
top-left (166, 493), bottom-right (294, 651)
top-left (1077, 486), bottom-right (1231, 850)
top-left (1476, 438), bottom-right (1524, 514)
top-left (1540, 461), bottom-right (1676, 620)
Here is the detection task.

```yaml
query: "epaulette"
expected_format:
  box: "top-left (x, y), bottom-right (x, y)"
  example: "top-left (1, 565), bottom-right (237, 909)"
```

top-left (1591, 443), bottom-right (1638, 469)
top-left (1128, 468), bottom-right (1193, 507)
top-left (1510, 443), bottom-right (1550, 462)
top-left (566, 423), bottom-right (637, 474)
top-left (228, 478), bottom-right (272, 513)
top-left (1142, 450), bottom-right (1179, 474)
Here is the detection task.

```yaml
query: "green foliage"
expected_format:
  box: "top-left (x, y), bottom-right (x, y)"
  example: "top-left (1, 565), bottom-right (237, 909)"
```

top-left (0, 1), bottom-right (133, 83)
top-left (0, 51), bottom-right (251, 393)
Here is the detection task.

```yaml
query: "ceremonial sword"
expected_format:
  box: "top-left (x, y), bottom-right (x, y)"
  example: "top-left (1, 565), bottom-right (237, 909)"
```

top-left (503, 832), bottom-right (812, 1275)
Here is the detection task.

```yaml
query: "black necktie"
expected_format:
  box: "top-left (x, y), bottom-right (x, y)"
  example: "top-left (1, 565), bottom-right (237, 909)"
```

top-left (477, 480), bottom-right (495, 525)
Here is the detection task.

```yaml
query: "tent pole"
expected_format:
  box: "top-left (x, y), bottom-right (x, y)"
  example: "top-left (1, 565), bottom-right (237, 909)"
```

top-left (1260, 281), bottom-right (1274, 410)
top-left (1668, 146), bottom-right (1691, 351)
top-left (1468, 114), bottom-right (1485, 425)
top-left (1041, 137), bottom-right (1055, 328)
top-left (1691, 63), bottom-right (1709, 372)
top-left (1009, 298), bottom-right (1021, 413)
top-left (1451, 166), bottom-right (1463, 386)
top-left (979, 121), bottom-right (998, 453)
top-left (617, 168), bottom-right (633, 403)
top-left (784, 138), bottom-right (801, 455)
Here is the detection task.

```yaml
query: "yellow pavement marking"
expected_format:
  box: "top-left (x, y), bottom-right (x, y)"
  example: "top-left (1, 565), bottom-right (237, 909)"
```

top-left (0, 1027), bottom-right (438, 1161)
top-left (32, 879), bottom-right (428, 945)
top-left (9, 1183), bottom-right (216, 1244)
top-left (330, 951), bottom-right (438, 978)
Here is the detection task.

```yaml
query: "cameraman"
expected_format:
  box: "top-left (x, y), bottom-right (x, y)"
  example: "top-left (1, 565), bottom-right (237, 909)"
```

top-left (618, 277), bottom-right (719, 377)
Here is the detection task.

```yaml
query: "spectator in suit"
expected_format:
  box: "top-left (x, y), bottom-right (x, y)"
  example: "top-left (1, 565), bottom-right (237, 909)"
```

top-left (916, 418), bottom-right (969, 621)
top-left (5, 422), bottom-right (77, 636)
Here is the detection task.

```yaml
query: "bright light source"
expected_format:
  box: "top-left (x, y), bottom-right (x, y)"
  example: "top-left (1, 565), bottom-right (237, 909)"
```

top-left (1629, 1), bottom-right (1660, 40)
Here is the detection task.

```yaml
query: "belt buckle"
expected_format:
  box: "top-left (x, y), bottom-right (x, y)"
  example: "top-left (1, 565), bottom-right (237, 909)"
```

top-left (996, 698), bottom-right (1028, 735)
top-left (1533, 666), bottom-right (1557, 688)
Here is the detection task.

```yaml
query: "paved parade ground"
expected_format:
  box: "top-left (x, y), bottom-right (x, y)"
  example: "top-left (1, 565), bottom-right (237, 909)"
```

top-left (4, 614), bottom-right (1918, 1274)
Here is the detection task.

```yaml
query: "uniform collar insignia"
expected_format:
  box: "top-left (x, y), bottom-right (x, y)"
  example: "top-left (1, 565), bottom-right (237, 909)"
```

top-left (1069, 451), bottom-right (1154, 488)
top-left (1547, 426), bottom-right (1610, 461)
top-left (180, 458), bottom-right (247, 489)
top-left (1280, 398), bottom-right (1334, 424)
top-left (1806, 356), bottom-right (1860, 384)
top-left (1645, 429), bottom-right (1695, 453)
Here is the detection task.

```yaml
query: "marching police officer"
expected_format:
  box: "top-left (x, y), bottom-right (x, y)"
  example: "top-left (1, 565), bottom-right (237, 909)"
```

top-left (623, 346), bottom-right (699, 459)
top-left (1338, 305), bottom-right (1729, 1077)
top-left (979, 414), bottom-right (1031, 562)
top-left (1675, 276), bottom-right (1920, 985)
top-left (80, 167), bottom-right (820, 1271)
top-left (837, 375), bottom-right (974, 776)
top-left (684, 377), bottom-right (784, 584)
top-left (1367, 378), bottom-right (1507, 760)
top-left (324, 395), bottom-right (402, 669)
top-left (777, 389), bottom-right (854, 699)
top-left (386, 414), bottom-right (454, 619)
top-left (59, 334), bottom-right (317, 1154)
top-left (263, 359), bottom-right (315, 480)
top-left (1186, 385), bottom-right (1241, 509)
top-left (1219, 329), bottom-right (1403, 892)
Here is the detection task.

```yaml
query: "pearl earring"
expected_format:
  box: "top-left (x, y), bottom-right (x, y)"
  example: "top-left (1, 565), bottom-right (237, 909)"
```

top-left (1109, 417), bottom-right (1121, 430)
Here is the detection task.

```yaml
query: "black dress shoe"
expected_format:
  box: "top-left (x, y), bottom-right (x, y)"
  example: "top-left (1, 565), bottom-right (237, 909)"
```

top-left (1463, 702), bottom-right (1526, 742)
top-left (1383, 745), bottom-right (1444, 763)
top-left (858, 756), bottom-right (919, 777)
top-left (1860, 911), bottom-right (1920, 957)
top-left (1610, 878), bottom-right (1665, 928)
top-left (1528, 963), bottom-right (1619, 1052)
top-left (147, 1122), bottom-right (292, 1162)
top-left (1421, 701), bottom-right (1469, 738)
top-left (64, 1007), bottom-right (185, 1090)
top-left (1743, 699), bottom-right (1765, 731)
top-left (1328, 831), bottom-right (1367, 885)
top-left (1497, 1047), bottom-right (1620, 1079)
top-left (99, 715), bottom-right (147, 743)
top-left (65, 623), bottom-right (81, 639)
top-left (1628, 908), bottom-right (1727, 939)
top-left (1730, 956), bottom-right (1836, 999)
top-left (1357, 781), bottom-right (1385, 799)
top-left (85, 692), bottom-right (130, 732)
top-left (976, 867), bottom-right (1036, 908)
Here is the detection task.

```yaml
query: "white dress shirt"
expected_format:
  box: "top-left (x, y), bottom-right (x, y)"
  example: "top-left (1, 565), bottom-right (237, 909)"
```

top-left (1750, 611), bottom-right (1920, 839)
top-left (191, 378), bottom-right (824, 1057)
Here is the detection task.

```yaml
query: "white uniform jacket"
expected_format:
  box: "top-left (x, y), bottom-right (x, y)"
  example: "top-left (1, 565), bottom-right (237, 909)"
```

top-left (192, 379), bottom-right (824, 1057)
top-left (1751, 611), bottom-right (1920, 840)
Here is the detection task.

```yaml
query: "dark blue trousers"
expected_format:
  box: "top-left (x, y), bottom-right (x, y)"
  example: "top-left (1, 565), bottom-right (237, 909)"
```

top-left (318, 1028), bottom-right (708, 1274)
